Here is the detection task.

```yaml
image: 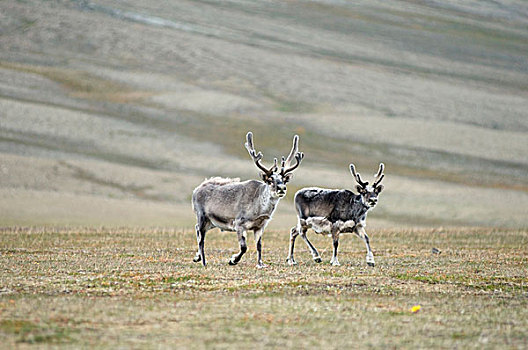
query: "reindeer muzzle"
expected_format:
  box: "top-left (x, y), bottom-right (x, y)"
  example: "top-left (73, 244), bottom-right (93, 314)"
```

top-left (277, 185), bottom-right (287, 197)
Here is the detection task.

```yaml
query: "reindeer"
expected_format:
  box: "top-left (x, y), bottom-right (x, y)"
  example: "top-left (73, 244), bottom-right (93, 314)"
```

top-left (192, 132), bottom-right (304, 268)
top-left (287, 163), bottom-right (385, 267)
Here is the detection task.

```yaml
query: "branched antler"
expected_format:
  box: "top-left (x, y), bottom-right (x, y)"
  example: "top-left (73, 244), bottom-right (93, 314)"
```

top-left (349, 163), bottom-right (369, 188)
top-left (372, 163), bottom-right (385, 188)
top-left (245, 132), bottom-right (277, 176)
top-left (280, 135), bottom-right (304, 176)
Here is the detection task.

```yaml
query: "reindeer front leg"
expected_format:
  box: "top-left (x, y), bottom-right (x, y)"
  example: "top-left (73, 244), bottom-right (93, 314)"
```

top-left (330, 227), bottom-right (341, 266)
top-left (355, 225), bottom-right (375, 267)
top-left (300, 229), bottom-right (322, 263)
top-left (300, 219), bottom-right (323, 263)
top-left (254, 228), bottom-right (267, 269)
top-left (229, 228), bottom-right (247, 265)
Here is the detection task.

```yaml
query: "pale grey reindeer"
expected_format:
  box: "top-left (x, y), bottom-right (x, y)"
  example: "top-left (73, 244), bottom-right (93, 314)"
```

top-left (192, 132), bottom-right (304, 268)
top-left (287, 163), bottom-right (385, 266)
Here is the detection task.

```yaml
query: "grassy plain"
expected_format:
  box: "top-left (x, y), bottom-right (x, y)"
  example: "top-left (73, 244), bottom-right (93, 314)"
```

top-left (1, 0), bottom-right (528, 229)
top-left (1, 226), bottom-right (527, 348)
top-left (1, 2), bottom-right (527, 347)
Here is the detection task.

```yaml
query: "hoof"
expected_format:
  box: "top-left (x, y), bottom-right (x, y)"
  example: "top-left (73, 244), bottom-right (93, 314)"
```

top-left (366, 253), bottom-right (375, 267)
top-left (228, 259), bottom-right (238, 266)
top-left (330, 258), bottom-right (340, 266)
top-left (256, 263), bottom-right (268, 269)
top-left (313, 257), bottom-right (322, 263)
top-left (286, 258), bottom-right (297, 266)
top-left (193, 256), bottom-right (201, 263)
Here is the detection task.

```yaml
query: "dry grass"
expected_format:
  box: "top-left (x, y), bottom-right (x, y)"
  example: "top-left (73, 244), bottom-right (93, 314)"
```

top-left (0, 226), bottom-right (527, 348)
top-left (2, 1), bottom-right (528, 230)
top-left (0, 61), bottom-right (152, 104)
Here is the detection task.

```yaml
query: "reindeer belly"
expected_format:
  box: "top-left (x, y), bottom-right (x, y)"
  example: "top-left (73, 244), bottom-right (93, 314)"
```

top-left (304, 217), bottom-right (333, 234)
top-left (241, 215), bottom-right (271, 231)
top-left (211, 214), bottom-right (272, 232)
top-left (336, 219), bottom-right (357, 233)
top-left (303, 217), bottom-right (357, 234)
top-left (209, 214), bottom-right (236, 232)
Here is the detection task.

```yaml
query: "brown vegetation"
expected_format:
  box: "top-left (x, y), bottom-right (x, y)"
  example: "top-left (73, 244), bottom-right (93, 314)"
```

top-left (0, 227), bottom-right (526, 348)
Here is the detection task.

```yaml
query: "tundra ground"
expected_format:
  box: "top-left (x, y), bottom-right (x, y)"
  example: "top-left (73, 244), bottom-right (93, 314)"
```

top-left (2, 0), bottom-right (528, 229)
top-left (1, 226), bottom-right (526, 349)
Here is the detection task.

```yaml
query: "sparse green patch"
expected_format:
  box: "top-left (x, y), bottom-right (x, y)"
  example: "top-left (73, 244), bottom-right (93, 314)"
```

top-left (273, 97), bottom-right (316, 114)
top-left (0, 319), bottom-right (76, 344)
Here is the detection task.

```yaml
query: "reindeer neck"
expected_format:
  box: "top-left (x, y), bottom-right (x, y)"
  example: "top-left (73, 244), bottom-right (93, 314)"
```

top-left (354, 194), bottom-right (371, 217)
top-left (260, 182), bottom-right (281, 212)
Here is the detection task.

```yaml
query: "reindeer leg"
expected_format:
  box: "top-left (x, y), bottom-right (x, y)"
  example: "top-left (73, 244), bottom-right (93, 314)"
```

top-left (193, 225), bottom-right (201, 262)
top-left (229, 228), bottom-right (247, 265)
top-left (356, 225), bottom-right (375, 267)
top-left (254, 228), bottom-right (267, 269)
top-left (300, 225), bottom-right (322, 263)
top-left (193, 224), bottom-right (202, 263)
top-left (330, 228), bottom-right (341, 266)
top-left (194, 217), bottom-right (208, 266)
top-left (286, 225), bottom-right (300, 266)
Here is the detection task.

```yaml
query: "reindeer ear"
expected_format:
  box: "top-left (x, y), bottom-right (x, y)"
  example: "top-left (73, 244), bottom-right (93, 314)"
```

top-left (356, 185), bottom-right (365, 193)
top-left (283, 173), bottom-right (293, 184)
top-left (375, 184), bottom-right (384, 194)
top-left (260, 172), bottom-right (272, 183)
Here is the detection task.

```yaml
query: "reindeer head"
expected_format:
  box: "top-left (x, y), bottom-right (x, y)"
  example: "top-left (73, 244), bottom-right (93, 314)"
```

top-left (245, 132), bottom-right (304, 198)
top-left (350, 163), bottom-right (385, 208)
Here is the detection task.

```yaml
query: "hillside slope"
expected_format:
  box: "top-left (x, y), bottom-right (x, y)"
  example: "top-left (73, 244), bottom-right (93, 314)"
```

top-left (1, 0), bottom-right (527, 227)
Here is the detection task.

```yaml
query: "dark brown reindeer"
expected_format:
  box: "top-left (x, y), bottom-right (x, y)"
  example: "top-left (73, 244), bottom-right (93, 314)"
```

top-left (287, 163), bottom-right (385, 266)
top-left (192, 132), bottom-right (304, 268)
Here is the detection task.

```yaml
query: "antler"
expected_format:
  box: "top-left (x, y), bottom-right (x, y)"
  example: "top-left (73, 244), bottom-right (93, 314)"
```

top-left (245, 132), bottom-right (277, 176)
top-left (280, 135), bottom-right (304, 176)
top-left (284, 135), bottom-right (299, 166)
top-left (349, 163), bottom-right (369, 188)
top-left (372, 163), bottom-right (385, 187)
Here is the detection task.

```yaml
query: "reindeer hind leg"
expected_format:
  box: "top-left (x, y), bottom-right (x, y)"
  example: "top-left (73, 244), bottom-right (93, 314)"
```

top-left (194, 214), bottom-right (209, 266)
top-left (286, 224), bottom-right (300, 266)
top-left (229, 227), bottom-right (247, 265)
top-left (193, 229), bottom-right (202, 263)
